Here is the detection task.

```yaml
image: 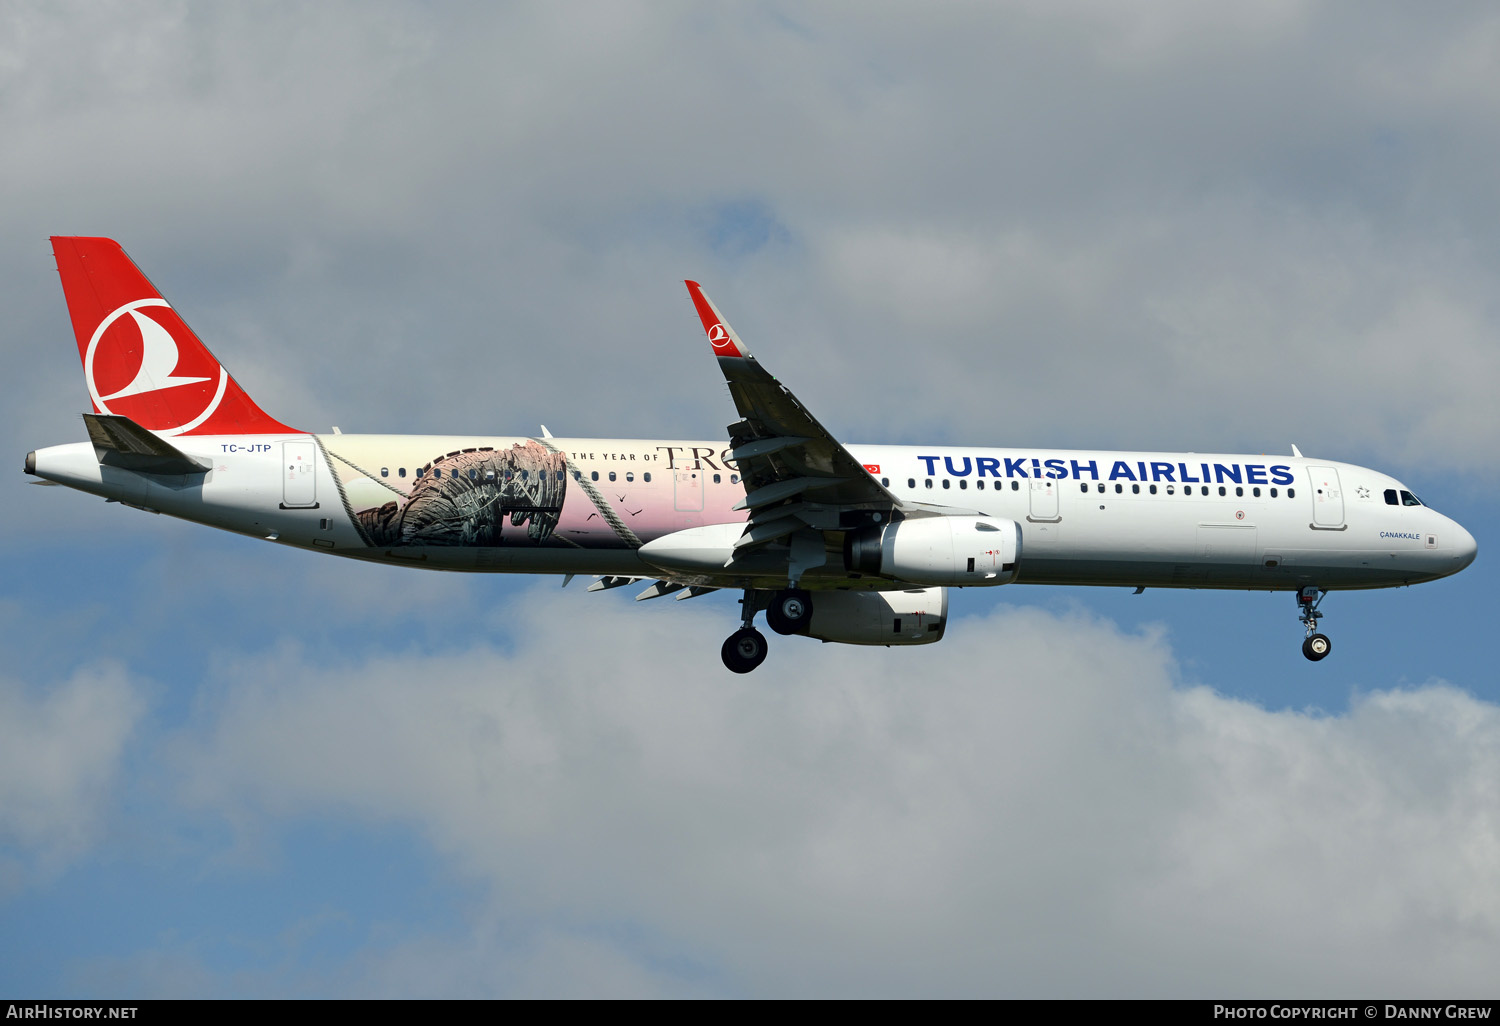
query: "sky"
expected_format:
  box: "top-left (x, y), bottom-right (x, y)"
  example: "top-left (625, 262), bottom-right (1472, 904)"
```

top-left (2, 0), bottom-right (1498, 998)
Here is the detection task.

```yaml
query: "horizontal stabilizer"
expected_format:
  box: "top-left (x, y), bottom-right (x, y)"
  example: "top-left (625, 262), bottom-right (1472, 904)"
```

top-left (83, 413), bottom-right (211, 475)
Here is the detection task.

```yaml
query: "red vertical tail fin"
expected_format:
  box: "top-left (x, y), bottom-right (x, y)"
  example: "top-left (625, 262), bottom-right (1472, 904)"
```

top-left (51, 236), bottom-right (297, 436)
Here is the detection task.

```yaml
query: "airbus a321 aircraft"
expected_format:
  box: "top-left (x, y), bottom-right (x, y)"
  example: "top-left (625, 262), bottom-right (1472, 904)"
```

top-left (26, 237), bottom-right (1477, 672)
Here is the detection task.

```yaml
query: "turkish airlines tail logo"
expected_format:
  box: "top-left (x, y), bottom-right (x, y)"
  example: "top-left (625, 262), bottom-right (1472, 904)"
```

top-left (99, 307), bottom-right (212, 401)
top-left (52, 237), bottom-right (297, 436)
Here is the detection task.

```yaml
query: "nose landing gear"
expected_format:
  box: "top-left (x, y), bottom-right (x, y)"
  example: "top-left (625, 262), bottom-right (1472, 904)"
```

top-left (1297, 586), bottom-right (1332, 662)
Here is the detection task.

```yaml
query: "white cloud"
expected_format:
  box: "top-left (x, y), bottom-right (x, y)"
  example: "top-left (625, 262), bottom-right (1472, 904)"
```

top-left (3, 0), bottom-right (1497, 1000)
top-left (0, 663), bottom-right (146, 892)
top-left (171, 587), bottom-right (1500, 996)
top-left (4, 2), bottom-right (1500, 477)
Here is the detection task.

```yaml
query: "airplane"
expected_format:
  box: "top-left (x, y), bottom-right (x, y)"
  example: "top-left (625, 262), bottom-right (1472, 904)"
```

top-left (25, 237), bottom-right (1478, 673)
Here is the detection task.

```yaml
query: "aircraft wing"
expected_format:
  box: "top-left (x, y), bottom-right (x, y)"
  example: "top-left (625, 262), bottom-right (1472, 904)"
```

top-left (685, 282), bottom-right (964, 565)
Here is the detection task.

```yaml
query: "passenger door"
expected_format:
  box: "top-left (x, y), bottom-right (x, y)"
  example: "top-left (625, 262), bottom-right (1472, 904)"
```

top-left (1308, 466), bottom-right (1345, 528)
top-left (1028, 477), bottom-right (1059, 521)
top-left (281, 440), bottom-right (318, 509)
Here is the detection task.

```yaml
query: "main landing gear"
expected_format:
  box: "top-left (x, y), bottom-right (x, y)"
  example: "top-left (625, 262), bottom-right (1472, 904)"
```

top-left (765, 588), bottom-right (813, 636)
top-left (721, 588), bottom-right (815, 673)
top-left (1296, 585), bottom-right (1332, 662)
top-left (722, 627), bottom-right (768, 674)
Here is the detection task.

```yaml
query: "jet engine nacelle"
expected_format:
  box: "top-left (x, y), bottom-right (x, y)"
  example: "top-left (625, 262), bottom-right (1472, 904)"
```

top-left (843, 515), bottom-right (1021, 586)
top-left (806, 587), bottom-right (948, 646)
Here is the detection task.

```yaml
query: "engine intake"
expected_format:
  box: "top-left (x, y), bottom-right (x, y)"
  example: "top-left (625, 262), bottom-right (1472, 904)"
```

top-left (844, 515), bottom-right (1020, 586)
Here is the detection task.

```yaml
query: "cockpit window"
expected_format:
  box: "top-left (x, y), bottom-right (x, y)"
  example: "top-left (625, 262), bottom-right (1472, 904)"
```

top-left (1400, 490), bottom-right (1423, 507)
top-left (1384, 489), bottom-right (1398, 506)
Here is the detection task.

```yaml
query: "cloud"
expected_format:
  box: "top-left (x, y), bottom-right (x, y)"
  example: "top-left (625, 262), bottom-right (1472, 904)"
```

top-left (4, 2), bottom-right (1500, 475)
top-left (4, 2), bottom-right (1499, 997)
top-left (0, 662), bottom-right (147, 892)
top-left (170, 587), bottom-right (1500, 996)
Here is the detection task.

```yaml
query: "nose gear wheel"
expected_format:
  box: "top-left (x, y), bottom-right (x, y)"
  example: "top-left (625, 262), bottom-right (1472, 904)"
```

top-left (1296, 586), bottom-right (1332, 662)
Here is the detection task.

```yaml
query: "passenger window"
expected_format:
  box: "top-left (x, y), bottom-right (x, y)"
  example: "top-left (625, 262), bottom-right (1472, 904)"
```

top-left (1150, 484), bottom-right (1158, 494)
top-left (644, 472), bottom-right (651, 483)
top-left (1201, 486), bottom-right (1209, 496)
top-left (626, 472), bottom-right (635, 482)
top-left (1236, 486), bottom-right (1244, 497)
top-left (1384, 489), bottom-right (1399, 505)
top-left (908, 478), bottom-right (916, 489)
top-left (1115, 484), bottom-right (1122, 494)
top-left (1287, 488), bottom-right (1295, 498)
top-left (520, 470), bottom-right (528, 481)
top-left (1080, 483), bottom-right (1089, 494)
top-left (1218, 486), bottom-right (1226, 496)
top-left (731, 474), bottom-right (739, 484)
top-left (881, 477), bottom-right (889, 487)
top-left (433, 468), bottom-right (442, 479)
top-left (1401, 490), bottom-right (1423, 507)
top-left (609, 471), bottom-right (616, 482)
top-left (399, 468), bottom-right (407, 478)
top-left (925, 479), bottom-right (933, 489)
top-left (485, 470), bottom-right (495, 481)
top-left (1252, 487), bottom-right (1261, 497)
top-left (1270, 487), bottom-right (1278, 498)
top-left (959, 479), bottom-right (968, 489)
top-left (1132, 484), bottom-right (1139, 494)
top-left (1011, 480), bottom-right (1020, 491)
top-left (1098, 483), bottom-right (1105, 493)
top-left (1166, 485), bottom-right (1174, 495)
top-left (942, 479), bottom-right (950, 489)
top-left (416, 467), bottom-right (425, 478)
top-left (591, 471), bottom-right (598, 481)
top-left (977, 480), bottom-right (985, 490)
top-left (380, 467), bottom-right (389, 477)
top-left (712, 473), bottom-right (720, 484)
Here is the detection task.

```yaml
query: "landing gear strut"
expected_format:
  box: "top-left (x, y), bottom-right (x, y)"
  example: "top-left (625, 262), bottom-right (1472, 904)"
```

top-left (721, 590), bottom-right (769, 673)
top-left (1296, 586), bottom-right (1332, 662)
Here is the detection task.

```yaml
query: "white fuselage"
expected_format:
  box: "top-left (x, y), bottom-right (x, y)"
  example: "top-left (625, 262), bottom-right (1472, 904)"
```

top-left (30, 432), bottom-right (1477, 594)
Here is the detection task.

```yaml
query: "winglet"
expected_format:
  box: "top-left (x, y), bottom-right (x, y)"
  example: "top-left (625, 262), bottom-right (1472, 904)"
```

top-left (685, 280), bottom-right (751, 359)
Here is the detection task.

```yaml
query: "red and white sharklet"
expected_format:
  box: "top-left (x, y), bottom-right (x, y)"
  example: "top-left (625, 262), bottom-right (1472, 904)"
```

top-left (52, 237), bottom-right (297, 436)
top-left (685, 280), bottom-right (750, 359)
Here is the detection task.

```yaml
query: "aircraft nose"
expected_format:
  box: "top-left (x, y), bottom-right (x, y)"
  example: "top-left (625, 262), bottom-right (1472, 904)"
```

top-left (1453, 523), bottom-right (1478, 572)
